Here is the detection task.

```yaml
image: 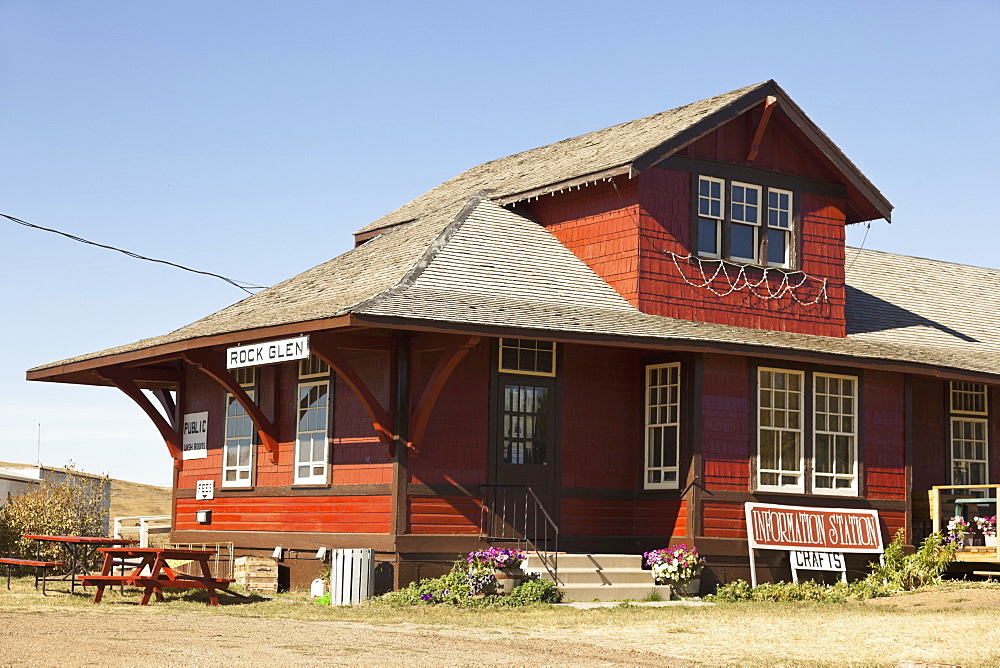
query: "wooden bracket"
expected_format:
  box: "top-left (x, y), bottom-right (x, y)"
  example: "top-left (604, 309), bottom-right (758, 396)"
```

top-left (408, 336), bottom-right (481, 456)
top-left (98, 367), bottom-right (183, 467)
top-left (182, 351), bottom-right (281, 463)
top-left (747, 95), bottom-right (777, 163)
top-left (151, 389), bottom-right (178, 431)
top-left (309, 345), bottom-right (395, 454)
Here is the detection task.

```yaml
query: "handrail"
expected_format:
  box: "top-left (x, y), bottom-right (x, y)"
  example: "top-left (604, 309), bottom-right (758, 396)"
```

top-left (928, 484), bottom-right (999, 561)
top-left (479, 484), bottom-right (560, 584)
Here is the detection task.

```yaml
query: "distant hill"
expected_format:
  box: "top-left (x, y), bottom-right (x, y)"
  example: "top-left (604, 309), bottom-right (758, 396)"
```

top-left (0, 461), bottom-right (171, 520)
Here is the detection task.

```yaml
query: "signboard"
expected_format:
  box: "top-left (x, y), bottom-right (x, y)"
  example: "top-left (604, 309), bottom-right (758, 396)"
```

top-left (790, 550), bottom-right (846, 572)
top-left (745, 502), bottom-right (883, 553)
top-left (181, 411), bottom-right (209, 460)
top-left (227, 336), bottom-right (310, 369)
top-left (195, 479), bottom-right (214, 501)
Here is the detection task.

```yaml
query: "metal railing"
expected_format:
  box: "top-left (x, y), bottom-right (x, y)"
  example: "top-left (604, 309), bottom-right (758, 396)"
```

top-left (479, 484), bottom-right (559, 584)
top-left (929, 484), bottom-right (1000, 560)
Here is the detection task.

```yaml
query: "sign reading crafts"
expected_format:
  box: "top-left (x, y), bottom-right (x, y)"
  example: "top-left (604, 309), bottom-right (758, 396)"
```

top-left (744, 502), bottom-right (884, 586)
top-left (227, 336), bottom-right (310, 369)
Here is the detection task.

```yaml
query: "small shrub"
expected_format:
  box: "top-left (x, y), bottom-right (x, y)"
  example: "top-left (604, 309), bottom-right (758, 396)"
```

top-left (376, 567), bottom-right (561, 607)
top-left (504, 575), bottom-right (562, 605)
top-left (708, 531), bottom-right (956, 603)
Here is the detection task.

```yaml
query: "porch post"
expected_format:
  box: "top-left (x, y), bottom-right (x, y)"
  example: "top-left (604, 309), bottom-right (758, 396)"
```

top-left (391, 332), bottom-right (411, 588)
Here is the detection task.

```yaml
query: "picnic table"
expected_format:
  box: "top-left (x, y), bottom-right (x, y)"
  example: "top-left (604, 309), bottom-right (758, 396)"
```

top-left (22, 535), bottom-right (137, 593)
top-left (81, 547), bottom-right (241, 606)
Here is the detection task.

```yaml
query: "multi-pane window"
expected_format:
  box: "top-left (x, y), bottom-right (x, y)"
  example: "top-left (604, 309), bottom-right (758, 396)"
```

top-left (295, 360), bottom-right (330, 484)
top-left (813, 373), bottom-right (857, 493)
top-left (766, 188), bottom-right (793, 267)
top-left (645, 363), bottom-right (681, 489)
top-left (729, 182), bottom-right (761, 263)
top-left (502, 385), bottom-right (550, 465)
top-left (758, 369), bottom-right (804, 491)
top-left (222, 367), bottom-right (256, 487)
top-left (697, 176), bottom-right (724, 258)
top-left (499, 339), bottom-right (556, 376)
top-left (696, 175), bottom-right (794, 268)
top-left (950, 382), bottom-right (989, 487)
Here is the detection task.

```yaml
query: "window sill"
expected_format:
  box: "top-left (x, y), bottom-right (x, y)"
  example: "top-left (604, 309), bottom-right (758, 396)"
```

top-left (219, 485), bottom-right (254, 492)
top-left (692, 255), bottom-right (797, 273)
top-left (291, 483), bottom-right (331, 490)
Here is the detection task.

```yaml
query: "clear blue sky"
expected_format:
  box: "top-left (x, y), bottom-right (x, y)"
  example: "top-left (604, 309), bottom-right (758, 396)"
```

top-left (1, 1), bottom-right (997, 486)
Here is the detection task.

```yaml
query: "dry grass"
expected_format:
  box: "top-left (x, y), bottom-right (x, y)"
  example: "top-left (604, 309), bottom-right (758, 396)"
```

top-left (108, 478), bottom-right (171, 519)
top-left (2, 577), bottom-right (999, 665)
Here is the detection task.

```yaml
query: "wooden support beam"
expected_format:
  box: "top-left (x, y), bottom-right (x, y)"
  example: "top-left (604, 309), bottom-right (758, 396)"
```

top-left (746, 95), bottom-right (777, 163)
top-left (408, 336), bottom-right (481, 454)
top-left (151, 389), bottom-right (178, 431)
top-left (182, 352), bottom-right (281, 463)
top-left (309, 344), bottom-right (394, 454)
top-left (98, 367), bottom-right (182, 466)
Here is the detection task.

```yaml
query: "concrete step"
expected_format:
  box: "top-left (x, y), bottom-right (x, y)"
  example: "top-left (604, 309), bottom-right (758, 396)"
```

top-left (523, 553), bottom-right (645, 573)
top-left (552, 568), bottom-right (656, 586)
top-left (558, 583), bottom-right (673, 602)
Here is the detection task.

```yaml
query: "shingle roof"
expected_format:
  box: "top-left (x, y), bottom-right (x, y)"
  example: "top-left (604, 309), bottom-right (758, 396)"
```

top-left (357, 79), bottom-right (890, 237)
top-left (31, 197), bottom-right (1000, 381)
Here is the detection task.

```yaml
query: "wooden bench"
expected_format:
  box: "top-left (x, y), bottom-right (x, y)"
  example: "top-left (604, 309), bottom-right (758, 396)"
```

top-left (80, 574), bottom-right (240, 605)
top-left (0, 557), bottom-right (67, 595)
top-left (972, 571), bottom-right (1000, 579)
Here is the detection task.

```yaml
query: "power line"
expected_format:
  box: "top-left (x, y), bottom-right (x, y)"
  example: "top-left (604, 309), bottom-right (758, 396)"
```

top-left (2, 212), bottom-right (267, 294)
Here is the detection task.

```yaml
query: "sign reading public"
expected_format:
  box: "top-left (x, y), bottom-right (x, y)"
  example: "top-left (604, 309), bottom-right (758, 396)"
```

top-left (790, 550), bottom-right (846, 572)
top-left (182, 411), bottom-right (209, 460)
top-left (227, 336), bottom-right (310, 369)
top-left (745, 502), bottom-right (883, 553)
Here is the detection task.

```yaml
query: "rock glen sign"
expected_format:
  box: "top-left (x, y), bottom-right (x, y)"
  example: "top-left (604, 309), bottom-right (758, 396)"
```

top-left (28, 81), bottom-right (999, 591)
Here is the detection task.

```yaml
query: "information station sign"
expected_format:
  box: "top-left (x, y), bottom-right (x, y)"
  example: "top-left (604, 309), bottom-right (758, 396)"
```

top-left (744, 502), bottom-right (883, 586)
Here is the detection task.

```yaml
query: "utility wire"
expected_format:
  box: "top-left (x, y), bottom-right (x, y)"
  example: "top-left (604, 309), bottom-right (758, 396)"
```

top-left (2, 212), bottom-right (267, 294)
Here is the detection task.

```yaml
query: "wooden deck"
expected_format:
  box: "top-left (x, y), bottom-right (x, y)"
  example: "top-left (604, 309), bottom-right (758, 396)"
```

top-left (953, 546), bottom-right (1000, 564)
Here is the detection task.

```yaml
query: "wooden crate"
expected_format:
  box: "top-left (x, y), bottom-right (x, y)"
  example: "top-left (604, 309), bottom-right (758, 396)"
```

top-left (234, 556), bottom-right (279, 593)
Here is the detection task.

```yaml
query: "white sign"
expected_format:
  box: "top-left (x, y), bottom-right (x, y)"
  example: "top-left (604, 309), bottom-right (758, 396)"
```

top-left (182, 411), bottom-right (209, 460)
top-left (196, 479), bottom-right (215, 501)
top-left (227, 336), bottom-right (310, 369)
top-left (790, 550), bottom-right (846, 572)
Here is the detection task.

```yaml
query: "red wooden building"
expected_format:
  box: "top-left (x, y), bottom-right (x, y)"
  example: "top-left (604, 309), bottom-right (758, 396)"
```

top-left (28, 81), bottom-right (999, 592)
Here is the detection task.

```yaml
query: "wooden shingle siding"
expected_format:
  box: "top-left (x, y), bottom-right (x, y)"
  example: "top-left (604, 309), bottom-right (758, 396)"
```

top-left (863, 370), bottom-right (907, 500)
top-left (701, 500), bottom-right (748, 539)
top-left (175, 496), bottom-right (392, 533)
top-left (701, 355), bottom-right (752, 491)
top-left (407, 496), bottom-right (482, 535)
top-left (634, 498), bottom-right (686, 538)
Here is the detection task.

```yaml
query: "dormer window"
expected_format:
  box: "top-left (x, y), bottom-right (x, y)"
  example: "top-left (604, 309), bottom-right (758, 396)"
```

top-left (696, 175), bottom-right (795, 268)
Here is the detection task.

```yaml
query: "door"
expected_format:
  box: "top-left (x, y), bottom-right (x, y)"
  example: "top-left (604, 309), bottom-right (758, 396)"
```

top-left (488, 375), bottom-right (560, 541)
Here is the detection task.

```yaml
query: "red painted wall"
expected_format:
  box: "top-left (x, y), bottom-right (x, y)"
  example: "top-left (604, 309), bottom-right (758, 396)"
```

top-left (863, 370), bottom-right (906, 500)
top-left (408, 496), bottom-right (482, 535)
top-left (701, 354), bottom-right (752, 493)
top-left (175, 496), bottom-right (391, 532)
top-left (532, 180), bottom-right (641, 305)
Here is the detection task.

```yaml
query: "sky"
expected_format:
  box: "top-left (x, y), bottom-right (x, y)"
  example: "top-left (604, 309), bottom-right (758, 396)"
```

top-left (1, 1), bottom-right (998, 487)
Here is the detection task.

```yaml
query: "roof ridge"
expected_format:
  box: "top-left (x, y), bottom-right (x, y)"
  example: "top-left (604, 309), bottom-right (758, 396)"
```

top-left (846, 245), bottom-right (1000, 274)
top-left (349, 194), bottom-right (488, 313)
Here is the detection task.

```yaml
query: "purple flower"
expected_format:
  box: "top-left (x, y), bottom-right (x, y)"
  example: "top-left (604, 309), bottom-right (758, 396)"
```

top-left (420, 593), bottom-right (433, 601)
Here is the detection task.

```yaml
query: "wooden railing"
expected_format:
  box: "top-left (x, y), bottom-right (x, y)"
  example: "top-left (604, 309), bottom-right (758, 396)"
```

top-left (929, 484), bottom-right (1000, 561)
top-left (479, 484), bottom-right (560, 584)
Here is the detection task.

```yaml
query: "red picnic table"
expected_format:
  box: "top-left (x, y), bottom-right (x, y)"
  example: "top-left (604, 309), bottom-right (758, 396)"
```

top-left (81, 546), bottom-right (244, 606)
top-left (22, 535), bottom-right (137, 593)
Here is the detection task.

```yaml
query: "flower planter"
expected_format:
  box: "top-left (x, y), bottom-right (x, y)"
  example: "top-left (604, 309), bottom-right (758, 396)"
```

top-left (669, 577), bottom-right (701, 597)
top-left (492, 569), bottom-right (523, 595)
top-left (986, 535), bottom-right (998, 547)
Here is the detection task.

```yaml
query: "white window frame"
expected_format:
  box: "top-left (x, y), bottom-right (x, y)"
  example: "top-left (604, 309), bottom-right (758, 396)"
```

top-left (696, 176), bottom-right (724, 259)
top-left (765, 188), bottom-right (793, 268)
top-left (294, 379), bottom-right (330, 485)
top-left (222, 388), bottom-right (256, 488)
top-left (812, 372), bottom-right (858, 495)
top-left (728, 182), bottom-right (762, 264)
top-left (757, 367), bottom-right (805, 493)
top-left (498, 339), bottom-right (557, 377)
top-left (949, 382), bottom-right (989, 488)
top-left (644, 363), bottom-right (681, 490)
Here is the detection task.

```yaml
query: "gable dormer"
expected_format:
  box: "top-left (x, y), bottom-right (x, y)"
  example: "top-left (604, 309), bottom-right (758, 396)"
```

top-left (522, 81), bottom-right (891, 337)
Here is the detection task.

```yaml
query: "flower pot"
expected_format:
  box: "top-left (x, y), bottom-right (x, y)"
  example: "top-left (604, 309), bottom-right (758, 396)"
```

top-left (986, 535), bottom-right (998, 547)
top-left (492, 569), bottom-right (523, 595)
top-left (670, 577), bottom-right (701, 597)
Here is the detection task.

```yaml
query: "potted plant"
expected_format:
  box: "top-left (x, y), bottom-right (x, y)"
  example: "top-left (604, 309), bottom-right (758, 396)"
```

top-left (466, 547), bottom-right (527, 595)
top-left (975, 516), bottom-right (997, 547)
top-left (643, 544), bottom-right (705, 596)
top-left (947, 516), bottom-right (971, 546)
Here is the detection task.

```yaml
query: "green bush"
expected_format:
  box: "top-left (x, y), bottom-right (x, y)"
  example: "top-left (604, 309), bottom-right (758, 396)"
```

top-left (709, 531), bottom-right (956, 603)
top-left (0, 467), bottom-right (109, 564)
top-left (375, 565), bottom-right (562, 607)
